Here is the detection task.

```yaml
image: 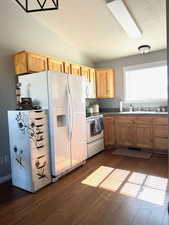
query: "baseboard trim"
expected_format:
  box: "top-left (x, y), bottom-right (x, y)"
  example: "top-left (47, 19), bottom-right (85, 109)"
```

top-left (0, 174), bottom-right (11, 184)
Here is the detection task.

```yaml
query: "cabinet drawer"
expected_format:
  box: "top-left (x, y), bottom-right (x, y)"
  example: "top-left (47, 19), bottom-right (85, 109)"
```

top-left (104, 116), bottom-right (115, 122)
top-left (154, 126), bottom-right (168, 138)
top-left (30, 111), bottom-right (46, 120)
top-left (135, 117), bottom-right (153, 125)
top-left (154, 137), bottom-right (168, 150)
top-left (153, 117), bottom-right (168, 126)
top-left (116, 116), bottom-right (135, 124)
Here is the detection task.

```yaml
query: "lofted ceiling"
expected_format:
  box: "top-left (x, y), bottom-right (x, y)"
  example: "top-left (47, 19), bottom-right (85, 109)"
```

top-left (27, 0), bottom-right (167, 63)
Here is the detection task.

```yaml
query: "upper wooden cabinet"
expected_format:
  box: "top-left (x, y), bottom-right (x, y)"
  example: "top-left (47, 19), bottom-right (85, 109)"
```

top-left (80, 66), bottom-right (90, 80)
top-left (64, 62), bottom-right (72, 74)
top-left (96, 69), bottom-right (115, 98)
top-left (71, 64), bottom-right (81, 76)
top-left (15, 51), bottom-right (48, 75)
top-left (89, 68), bottom-right (96, 98)
top-left (48, 57), bottom-right (64, 73)
top-left (89, 68), bottom-right (96, 83)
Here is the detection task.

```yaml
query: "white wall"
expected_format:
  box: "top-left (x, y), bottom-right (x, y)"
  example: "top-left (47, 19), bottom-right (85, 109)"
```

top-left (0, 0), bottom-right (93, 180)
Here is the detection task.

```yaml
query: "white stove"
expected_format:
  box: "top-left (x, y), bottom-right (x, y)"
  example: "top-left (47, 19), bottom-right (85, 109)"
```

top-left (86, 114), bottom-right (104, 158)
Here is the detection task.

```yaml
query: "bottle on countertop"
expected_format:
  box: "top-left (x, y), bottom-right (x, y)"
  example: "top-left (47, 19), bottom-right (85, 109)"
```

top-left (120, 101), bottom-right (123, 112)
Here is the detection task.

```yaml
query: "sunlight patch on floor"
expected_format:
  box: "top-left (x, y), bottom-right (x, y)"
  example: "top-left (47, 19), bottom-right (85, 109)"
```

top-left (81, 166), bottom-right (114, 187)
top-left (81, 166), bottom-right (168, 206)
top-left (128, 172), bottom-right (146, 185)
top-left (145, 176), bottom-right (168, 191)
top-left (138, 187), bottom-right (166, 205)
top-left (120, 182), bottom-right (140, 197)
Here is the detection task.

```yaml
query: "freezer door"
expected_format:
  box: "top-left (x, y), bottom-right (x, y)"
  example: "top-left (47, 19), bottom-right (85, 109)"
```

top-left (48, 71), bottom-right (71, 177)
top-left (68, 75), bottom-right (87, 167)
top-left (18, 72), bottom-right (49, 109)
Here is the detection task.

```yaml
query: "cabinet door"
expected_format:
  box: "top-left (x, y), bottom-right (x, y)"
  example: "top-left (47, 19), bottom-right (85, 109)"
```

top-left (106, 69), bottom-right (115, 98)
top-left (96, 70), bottom-right (108, 98)
top-left (104, 117), bottom-right (116, 146)
top-left (154, 137), bottom-right (168, 150)
top-left (116, 123), bottom-right (135, 147)
top-left (27, 52), bottom-right (47, 73)
top-left (81, 66), bottom-right (90, 80)
top-left (96, 69), bottom-right (115, 98)
top-left (64, 62), bottom-right (72, 74)
top-left (48, 57), bottom-right (64, 73)
top-left (15, 51), bottom-right (48, 74)
top-left (71, 64), bottom-right (81, 76)
top-left (136, 124), bottom-right (153, 148)
top-left (153, 124), bottom-right (168, 151)
top-left (89, 68), bottom-right (96, 98)
top-left (15, 51), bottom-right (28, 74)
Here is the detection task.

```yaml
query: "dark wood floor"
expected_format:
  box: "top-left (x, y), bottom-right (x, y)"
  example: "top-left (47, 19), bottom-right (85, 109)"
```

top-left (0, 150), bottom-right (168, 225)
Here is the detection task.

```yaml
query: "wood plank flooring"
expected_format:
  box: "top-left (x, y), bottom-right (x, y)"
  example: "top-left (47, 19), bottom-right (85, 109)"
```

top-left (0, 150), bottom-right (168, 225)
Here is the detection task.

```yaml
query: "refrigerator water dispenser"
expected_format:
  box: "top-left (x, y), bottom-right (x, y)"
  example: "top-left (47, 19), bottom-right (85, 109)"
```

top-left (57, 115), bottom-right (66, 127)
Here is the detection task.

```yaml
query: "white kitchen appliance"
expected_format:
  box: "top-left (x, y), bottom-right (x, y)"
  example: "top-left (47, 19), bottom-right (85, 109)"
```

top-left (86, 115), bottom-right (104, 158)
top-left (8, 110), bottom-right (51, 192)
top-left (93, 104), bottom-right (100, 113)
top-left (18, 71), bottom-right (87, 181)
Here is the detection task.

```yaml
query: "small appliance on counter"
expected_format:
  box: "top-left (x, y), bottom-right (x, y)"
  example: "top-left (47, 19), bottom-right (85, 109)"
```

top-left (93, 104), bottom-right (100, 114)
top-left (8, 110), bottom-right (51, 192)
top-left (20, 98), bottom-right (33, 110)
top-left (86, 106), bottom-right (94, 114)
top-left (86, 104), bottom-right (100, 116)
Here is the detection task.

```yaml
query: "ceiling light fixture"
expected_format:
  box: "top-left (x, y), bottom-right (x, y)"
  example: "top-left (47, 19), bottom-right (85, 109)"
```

top-left (106, 0), bottom-right (141, 39)
top-left (15, 0), bottom-right (59, 13)
top-left (138, 45), bottom-right (151, 54)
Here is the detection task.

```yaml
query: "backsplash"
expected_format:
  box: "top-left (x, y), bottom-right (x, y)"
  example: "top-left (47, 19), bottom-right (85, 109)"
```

top-left (86, 98), bottom-right (168, 112)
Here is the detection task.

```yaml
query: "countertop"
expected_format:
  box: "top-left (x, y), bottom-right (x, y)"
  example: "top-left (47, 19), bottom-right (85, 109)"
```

top-left (103, 111), bottom-right (168, 116)
top-left (86, 112), bottom-right (168, 120)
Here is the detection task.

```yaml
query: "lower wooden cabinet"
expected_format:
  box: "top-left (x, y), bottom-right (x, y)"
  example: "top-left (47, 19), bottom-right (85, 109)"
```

top-left (116, 123), bottom-right (135, 147)
top-left (154, 138), bottom-right (168, 150)
top-left (153, 120), bottom-right (168, 152)
top-left (135, 124), bottom-right (153, 148)
top-left (104, 115), bottom-right (168, 153)
top-left (104, 117), bottom-right (116, 146)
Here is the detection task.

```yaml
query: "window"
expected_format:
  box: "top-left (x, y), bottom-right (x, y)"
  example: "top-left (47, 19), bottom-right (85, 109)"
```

top-left (124, 62), bottom-right (167, 102)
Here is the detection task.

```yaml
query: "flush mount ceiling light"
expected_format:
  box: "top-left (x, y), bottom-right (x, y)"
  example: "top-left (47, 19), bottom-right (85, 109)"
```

top-left (138, 45), bottom-right (151, 54)
top-left (15, 0), bottom-right (59, 13)
top-left (106, 0), bottom-right (141, 39)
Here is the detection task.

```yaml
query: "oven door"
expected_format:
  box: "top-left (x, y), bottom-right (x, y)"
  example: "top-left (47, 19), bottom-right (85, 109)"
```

top-left (87, 118), bottom-right (104, 144)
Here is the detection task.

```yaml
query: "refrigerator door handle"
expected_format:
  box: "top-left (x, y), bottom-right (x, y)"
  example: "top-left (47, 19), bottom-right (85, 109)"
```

top-left (66, 82), bottom-right (73, 137)
top-left (68, 80), bottom-right (73, 137)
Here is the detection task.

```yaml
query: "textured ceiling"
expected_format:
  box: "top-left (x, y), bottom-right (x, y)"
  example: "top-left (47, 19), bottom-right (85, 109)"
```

top-left (31, 0), bottom-right (166, 63)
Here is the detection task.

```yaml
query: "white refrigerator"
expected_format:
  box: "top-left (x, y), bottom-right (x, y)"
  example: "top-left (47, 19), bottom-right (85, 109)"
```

top-left (19, 71), bottom-right (87, 180)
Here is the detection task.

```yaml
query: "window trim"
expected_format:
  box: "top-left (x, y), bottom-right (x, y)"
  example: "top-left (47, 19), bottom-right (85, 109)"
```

top-left (123, 60), bottom-right (167, 103)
